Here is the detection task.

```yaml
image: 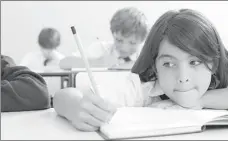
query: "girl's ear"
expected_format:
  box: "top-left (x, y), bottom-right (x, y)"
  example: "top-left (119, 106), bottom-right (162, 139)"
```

top-left (151, 63), bottom-right (158, 79)
top-left (152, 61), bottom-right (158, 73)
top-left (208, 73), bottom-right (220, 90)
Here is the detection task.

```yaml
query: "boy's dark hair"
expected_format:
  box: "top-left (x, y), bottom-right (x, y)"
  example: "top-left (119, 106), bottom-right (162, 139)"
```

top-left (132, 9), bottom-right (228, 89)
top-left (110, 7), bottom-right (149, 41)
top-left (38, 28), bottom-right (61, 49)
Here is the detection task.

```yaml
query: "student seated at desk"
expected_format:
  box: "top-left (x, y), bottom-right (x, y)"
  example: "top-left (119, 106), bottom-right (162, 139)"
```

top-left (53, 9), bottom-right (228, 131)
top-left (20, 27), bottom-right (65, 96)
top-left (20, 27), bottom-right (64, 70)
top-left (59, 7), bottom-right (149, 69)
top-left (1, 55), bottom-right (50, 112)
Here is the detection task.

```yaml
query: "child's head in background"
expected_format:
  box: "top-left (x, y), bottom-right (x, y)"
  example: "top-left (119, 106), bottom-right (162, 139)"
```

top-left (38, 27), bottom-right (61, 59)
top-left (110, 7), bottom-right (149, 58)
top-left (132, 9), bottom-right (228, 108)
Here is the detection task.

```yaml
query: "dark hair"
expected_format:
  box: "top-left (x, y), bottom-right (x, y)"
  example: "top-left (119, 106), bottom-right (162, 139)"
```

top-left (38, 28), bottom-right (61, 49)
top-left (110, 7), bottom-right (149, 41)
top-left (132, 9), bottom-right (228, 89)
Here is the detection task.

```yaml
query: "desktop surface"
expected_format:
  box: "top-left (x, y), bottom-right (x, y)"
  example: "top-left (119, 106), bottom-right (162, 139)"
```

top-left (1, 108), bottom-right (228, 140)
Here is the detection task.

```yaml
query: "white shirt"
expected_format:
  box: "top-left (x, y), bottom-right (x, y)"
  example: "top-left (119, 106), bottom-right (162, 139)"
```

top-left (20, 51), bottom-right (64, 71)
top-left (95, 72), bottom-right (187, 109)
top-left (96, 73), bottom-right (162, 107)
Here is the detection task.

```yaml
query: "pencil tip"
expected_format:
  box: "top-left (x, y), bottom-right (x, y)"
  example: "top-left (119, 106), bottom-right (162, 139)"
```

top-left (71, 26), bottom-right (76, 34)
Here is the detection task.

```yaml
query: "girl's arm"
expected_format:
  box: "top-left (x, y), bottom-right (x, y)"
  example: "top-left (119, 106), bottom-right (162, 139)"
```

top-left (202, 87), bottom-right (228, 110)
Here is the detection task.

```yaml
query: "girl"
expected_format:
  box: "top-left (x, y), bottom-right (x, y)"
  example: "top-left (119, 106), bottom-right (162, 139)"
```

top-left (131, 8), bottom-right (228, 109)
top-left (53, 9), bottom-right (228, 131)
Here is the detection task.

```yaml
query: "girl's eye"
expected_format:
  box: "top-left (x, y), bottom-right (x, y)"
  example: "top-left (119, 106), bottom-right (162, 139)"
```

top-left (163, 62), bottom-right (175, 68)
top-left (190, 60), bottom-right (202, 66)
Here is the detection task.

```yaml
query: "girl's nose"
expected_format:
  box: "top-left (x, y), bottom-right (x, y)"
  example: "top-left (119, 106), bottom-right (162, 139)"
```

top-left (179, 78), bottom-right (189, 83)
top-left (178, 64), bottom-right (191, 84)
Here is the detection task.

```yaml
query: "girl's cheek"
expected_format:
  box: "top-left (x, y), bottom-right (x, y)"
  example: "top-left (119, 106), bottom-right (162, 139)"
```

top-left (157, 69), bottom-right (176, 89)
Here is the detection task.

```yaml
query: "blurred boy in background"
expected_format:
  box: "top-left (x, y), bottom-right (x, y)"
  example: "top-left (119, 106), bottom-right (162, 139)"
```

top-left (20, 27), bottom-right (64, 70)
top-left (20, 27), bottom-right (65, 96)
top-left (60, 7), bottom-right (149, 69)
top-left (89, 7), bottom-right (149, 66)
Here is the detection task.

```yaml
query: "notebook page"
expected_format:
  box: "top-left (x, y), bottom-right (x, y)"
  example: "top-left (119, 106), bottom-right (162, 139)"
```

top-left (100, 107), bottom-right (227, 139)
top-left (109, 107), bottom-right (227, 125)
top-left (100, 124), bottom-right (202, 140)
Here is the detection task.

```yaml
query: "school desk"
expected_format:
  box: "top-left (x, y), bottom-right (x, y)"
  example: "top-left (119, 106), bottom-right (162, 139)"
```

top-left (1, 108), bottom-right (228, 140)
top-left (37, 68), bottom-right (131, 88)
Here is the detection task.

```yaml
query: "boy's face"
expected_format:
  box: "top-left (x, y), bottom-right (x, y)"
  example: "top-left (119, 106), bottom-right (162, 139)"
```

top-left (112, 32), bottom-right (143, 58)
top-left (155, 39), bottom-right (212, 108)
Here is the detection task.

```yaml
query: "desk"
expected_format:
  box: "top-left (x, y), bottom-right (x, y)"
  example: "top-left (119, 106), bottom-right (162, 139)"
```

top-left (38, 68), bottom-right (130, 88)
top-left (1, 109), bottom-right (102, 140)
top-left (38, 70), bottom-right (76, 88)
top-left (1, 109), bottom-right (228, 140)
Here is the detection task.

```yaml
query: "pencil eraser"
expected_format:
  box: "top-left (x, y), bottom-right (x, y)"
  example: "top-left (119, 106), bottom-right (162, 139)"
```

top-left (71, 26), bottom-right (76, 34)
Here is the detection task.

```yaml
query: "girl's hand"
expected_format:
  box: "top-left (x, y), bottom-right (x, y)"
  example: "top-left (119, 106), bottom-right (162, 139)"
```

top-left (70, 89), bottom-right (117, 131)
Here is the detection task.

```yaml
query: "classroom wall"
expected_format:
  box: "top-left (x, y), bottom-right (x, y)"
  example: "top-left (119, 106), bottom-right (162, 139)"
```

top-left (2, 1), bottom-right (228, 64)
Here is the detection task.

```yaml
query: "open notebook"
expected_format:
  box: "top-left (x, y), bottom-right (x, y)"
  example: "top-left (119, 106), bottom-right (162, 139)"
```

top-left (99, 107), bottom-right (228, 140)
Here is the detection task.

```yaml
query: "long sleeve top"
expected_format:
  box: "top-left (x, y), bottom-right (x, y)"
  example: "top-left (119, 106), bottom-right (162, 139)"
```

top-left (1, 55), bottom-right (50, 112)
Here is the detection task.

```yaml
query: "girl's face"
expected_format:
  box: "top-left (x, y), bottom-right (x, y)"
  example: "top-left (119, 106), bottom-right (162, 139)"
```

top-left (155, 38), bottom-right (212, 108)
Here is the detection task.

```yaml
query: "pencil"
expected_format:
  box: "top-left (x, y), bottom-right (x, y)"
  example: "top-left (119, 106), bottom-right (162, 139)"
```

top-left (71, 26), bottom-right (100, 95)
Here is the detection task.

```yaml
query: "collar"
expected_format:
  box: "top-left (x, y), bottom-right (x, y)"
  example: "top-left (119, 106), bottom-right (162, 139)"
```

top-left (141, 80), bottom-right (164, 98)
top-left (111, 47), bottom-right (139, 63)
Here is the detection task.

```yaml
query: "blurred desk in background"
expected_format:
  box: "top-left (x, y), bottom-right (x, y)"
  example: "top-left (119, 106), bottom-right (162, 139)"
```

top-left (37, 68), bottom-right (131, 88)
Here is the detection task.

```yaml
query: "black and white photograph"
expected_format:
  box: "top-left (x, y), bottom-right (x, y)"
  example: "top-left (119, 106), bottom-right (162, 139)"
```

top-left (1, 1), bottom-right (228, 140)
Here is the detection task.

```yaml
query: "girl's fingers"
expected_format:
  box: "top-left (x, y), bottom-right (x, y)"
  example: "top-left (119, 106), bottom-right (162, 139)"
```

top-left (72, 121), bottom-right (99, 132)
top-left (82, 88), bottom-right (117, 123)
top-left (81, 100), bottom-right (110, 122)
top-left (84, 91), bottom-right (116, 113)
top-left (78, 111), bottom-right (104, 127)
top-left (100, 100), bottom-right (117, 114)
